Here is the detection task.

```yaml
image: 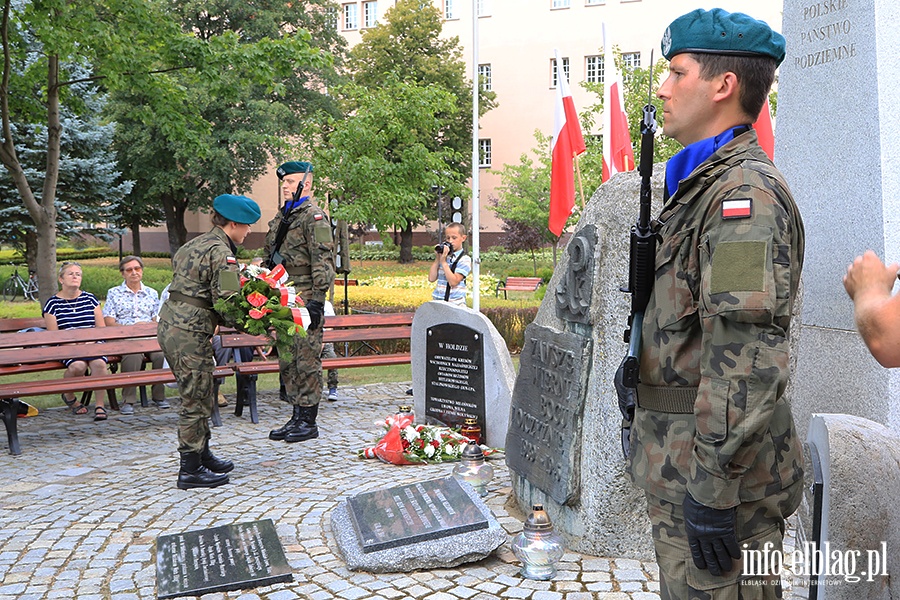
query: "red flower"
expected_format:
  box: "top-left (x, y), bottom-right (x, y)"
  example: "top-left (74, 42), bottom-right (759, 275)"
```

top-left (247, 291), bottom-right (269, 308)
top-left (431, 440), bottom-right (440, 448)
top-left (248, 308), bottom-right (272, 320)
top-left (416, 439), bottom-right (425, 449)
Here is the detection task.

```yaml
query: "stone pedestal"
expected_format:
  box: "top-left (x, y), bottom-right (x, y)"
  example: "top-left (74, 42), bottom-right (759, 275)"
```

top-left (778, 0), bottom-right (900, 439)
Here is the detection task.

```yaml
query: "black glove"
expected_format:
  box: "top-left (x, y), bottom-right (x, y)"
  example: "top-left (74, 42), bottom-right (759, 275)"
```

top-left (682, 493), bottom-right (741, 577)
top-left (614, 357), bottom-right (637, 458)
top-left (306, 300), bottom-right (324, 331)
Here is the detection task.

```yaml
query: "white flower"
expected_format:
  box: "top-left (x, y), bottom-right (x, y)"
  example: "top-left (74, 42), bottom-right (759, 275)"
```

top-left (402, 425), bottom-right (418, 442)
top-left (424, 444), bottom-right (435, 457)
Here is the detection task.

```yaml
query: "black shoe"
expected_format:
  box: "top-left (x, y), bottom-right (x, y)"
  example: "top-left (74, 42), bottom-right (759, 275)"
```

top-left (177, 452), bottom-right (230, 489)
top-left (201, 441), bottom-right (234, 474)
top-left (285, 404), bottom-right (319, 443)
top-left (405, 388), bottom-right (413, 396)
top-left (269, 405), bottom-right (303, 440)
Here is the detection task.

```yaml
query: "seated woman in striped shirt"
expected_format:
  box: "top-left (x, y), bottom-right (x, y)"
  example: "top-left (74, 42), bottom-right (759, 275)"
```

top-left (43, 262), bottom-right (110, 421)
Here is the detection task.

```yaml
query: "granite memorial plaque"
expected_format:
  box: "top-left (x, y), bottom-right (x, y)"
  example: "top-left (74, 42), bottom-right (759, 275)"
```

top-left (156, 518), bottom-right (292, 599)
top-left (347, 477), bottom-right (489, 553)
top-left (506, 323), bottom-right (590, 506)
top-left (424, 323), bottom-right (485, 430)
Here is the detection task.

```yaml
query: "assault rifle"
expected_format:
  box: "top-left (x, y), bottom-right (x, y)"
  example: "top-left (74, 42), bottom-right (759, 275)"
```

top-left (267, 165), bottom-right (311, 268)
top-left (616, 66), bottom-right (658, 458)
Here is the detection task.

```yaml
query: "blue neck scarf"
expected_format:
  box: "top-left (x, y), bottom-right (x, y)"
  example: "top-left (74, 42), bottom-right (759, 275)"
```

top-left (664, 126), bottom-right (749, 199)
top-left (283, 195), bottom-right (309, 215)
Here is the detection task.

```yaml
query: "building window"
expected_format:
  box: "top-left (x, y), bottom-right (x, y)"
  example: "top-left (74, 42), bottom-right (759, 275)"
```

top-left (478, 64), bottom-right (492, 92)
top-left (479, 139), bottom-right (492, 167)
top-left (552, 0), bottom-right (571, 8)
top-left (586, 55), bottom-right (604, 84)
top-left (343, 3), bottom-right (358, 30)
top-left (476, 0), bottom-right (490, 16)
top-left (363, 1), bottom-right (378, 27)
top-left (551, 57), bottom-right (570, 88)
top-left (622, 52), bottom-right (641, 71)
top-left (585, 0), bottom-right (604, 4)
top-left (444, 0), bottom-right (457, 19)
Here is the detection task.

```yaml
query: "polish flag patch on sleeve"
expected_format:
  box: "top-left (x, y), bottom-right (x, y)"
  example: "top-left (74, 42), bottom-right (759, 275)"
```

top-left (722, 199), bottom-right (752, 219)
top-left (226, 256), bottom-right (237, 264)
top-left (314, 213), bottom-right (324, 221)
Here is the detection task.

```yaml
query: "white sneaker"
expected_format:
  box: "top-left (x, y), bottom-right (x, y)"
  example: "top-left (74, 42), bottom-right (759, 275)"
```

top-left (327, 387), bottom-right (338, 401)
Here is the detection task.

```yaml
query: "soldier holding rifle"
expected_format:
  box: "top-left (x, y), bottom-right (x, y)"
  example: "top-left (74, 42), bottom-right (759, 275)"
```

top-left (616, 9), bottom-right (805, 598)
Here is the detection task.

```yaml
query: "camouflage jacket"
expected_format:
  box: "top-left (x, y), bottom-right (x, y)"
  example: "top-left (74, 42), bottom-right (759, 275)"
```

top-left (158, 227), bottom-right (240, 335)
top-left (627, 130), bottom-right (805, 509)
top-left (265, 198), bottom-right (335, 303)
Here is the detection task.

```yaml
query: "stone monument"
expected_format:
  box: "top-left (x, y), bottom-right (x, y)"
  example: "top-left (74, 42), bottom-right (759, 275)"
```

top-left (330, 476), bottom-right (507, 572)
top-left (778, 0), bottom-right (900, 439)
top-left (798, 414), bottom-right (899, 599)
top-left (411, 301), bottom-right (515, 448)
top-left (506, 170), bottom-right (662, 560)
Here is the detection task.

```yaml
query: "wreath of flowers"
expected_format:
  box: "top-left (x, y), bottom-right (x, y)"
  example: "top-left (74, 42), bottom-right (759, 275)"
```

top-left (358, 412), bottom-right (500, 465)
top-left (213, 263), bottom-right (306, 360)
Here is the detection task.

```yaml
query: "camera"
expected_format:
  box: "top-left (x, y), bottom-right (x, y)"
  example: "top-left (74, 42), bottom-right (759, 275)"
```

top-left (435, 241), bottom-right (453, 253)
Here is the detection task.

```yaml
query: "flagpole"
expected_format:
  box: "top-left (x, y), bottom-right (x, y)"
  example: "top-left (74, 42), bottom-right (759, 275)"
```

top-left (574, 155), bottom-right (586, 209)
top-left (471, 0), bottom-right (480, 312)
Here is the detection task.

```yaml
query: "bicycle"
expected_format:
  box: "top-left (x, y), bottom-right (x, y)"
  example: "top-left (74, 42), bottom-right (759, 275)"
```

top-left (2, 266), bottom-right (39, 302)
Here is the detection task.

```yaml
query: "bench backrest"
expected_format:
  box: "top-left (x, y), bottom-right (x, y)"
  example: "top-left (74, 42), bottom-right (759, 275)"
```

top-left (504, 277), bottom-right (542, 288)
top-left (0, 322), bottom-right (160, 367)
top-left (0, 317), bottom-right (46, 333)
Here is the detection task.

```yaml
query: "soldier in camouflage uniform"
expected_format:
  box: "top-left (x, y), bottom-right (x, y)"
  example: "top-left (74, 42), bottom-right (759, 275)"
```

top-left (158, 194), bottom-right (261, 490)
top-left (265, 161), bottom-right (335, 443)
top-left (622, 10), bottom-right (805, 598)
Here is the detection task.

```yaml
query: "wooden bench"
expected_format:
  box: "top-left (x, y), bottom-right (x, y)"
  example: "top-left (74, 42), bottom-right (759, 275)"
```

top-left (495, 276), bottom-right (543, 298)
top-left (0, 322), bottom-right (234, 455)
top-left (334, 279), bottom-right (359, 286)
top-left (0, 317), bottom-right (46, 333)
top-left (218, 312), bottom-right (414, 424)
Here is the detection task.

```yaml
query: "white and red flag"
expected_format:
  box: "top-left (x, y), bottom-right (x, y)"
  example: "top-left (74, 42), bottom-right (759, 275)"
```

top-left (548, 49), bottom-right (586, 237)
top-left (602, 23), bottom-right (635, 182)
top-left (753, 97), bottom-right (775, 160)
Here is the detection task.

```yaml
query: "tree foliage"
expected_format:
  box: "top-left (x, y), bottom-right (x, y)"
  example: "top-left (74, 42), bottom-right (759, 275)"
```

top-left (108, 0), bottom-right (343, 256)
top-left (315, 77), bottom-right (462, 263)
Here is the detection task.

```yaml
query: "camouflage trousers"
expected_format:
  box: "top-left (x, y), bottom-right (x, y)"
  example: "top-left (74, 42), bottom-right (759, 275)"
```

top-left (280, 321), bottom-right (324, 406)
top-left (646, 480), bottom-right (802, 600)
top-left (157, 319), bottom-right (214, 454)
top-left (321, 342), bottom-right (339, 388)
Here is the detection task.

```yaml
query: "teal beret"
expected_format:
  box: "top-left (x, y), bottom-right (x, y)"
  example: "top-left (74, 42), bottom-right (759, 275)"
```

top-left (213, 194), bottom-right (261, 225)
top-left (276, 161), bottom-right (313, 180)
top-left (662, 8), bottom-right (786, 65)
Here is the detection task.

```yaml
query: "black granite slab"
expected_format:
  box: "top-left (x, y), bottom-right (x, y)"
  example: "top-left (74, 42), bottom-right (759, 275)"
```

top-left (347, 477), bottom-right (489, 553)
top-left (156, 518), bottom-right (292, 599)
top-left (424, 323), bottom-right (485, 430)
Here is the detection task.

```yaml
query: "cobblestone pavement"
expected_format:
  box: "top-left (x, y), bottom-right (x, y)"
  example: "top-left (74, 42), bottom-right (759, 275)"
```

top-left (0, 382), bottom-right (800, 600)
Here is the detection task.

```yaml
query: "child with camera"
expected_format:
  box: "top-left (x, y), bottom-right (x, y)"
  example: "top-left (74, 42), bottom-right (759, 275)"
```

top-left (428, 223), bottom-right (470, 306)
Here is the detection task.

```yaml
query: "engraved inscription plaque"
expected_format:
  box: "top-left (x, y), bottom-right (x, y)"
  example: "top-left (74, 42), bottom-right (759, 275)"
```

top-left (425, 323), bottom-right (485, 430)
top-left (156, 518), bottom-right (292, 599)
top-left (347, 477), bottom-right (489, 553)
top-left (506, 324), bottom-right (590, 505)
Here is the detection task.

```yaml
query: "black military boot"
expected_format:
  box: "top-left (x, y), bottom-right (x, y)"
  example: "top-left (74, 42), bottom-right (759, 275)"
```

top-left (201, 440), bottom-right (234, 474)
top-left (269, 405), bottom-right (303, 440)
top-left (177, 452), bottom-right (230, 489)
top-left (284, 404), bottom-right (319, 443)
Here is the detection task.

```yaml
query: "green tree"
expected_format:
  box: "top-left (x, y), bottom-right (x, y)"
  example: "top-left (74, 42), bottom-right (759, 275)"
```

top-left (315, 78), bottom-right (462, 263)
top-left (109, 0), bottom-right (343, 256)
top-left (0, 0), bottom-right (324, 302)
top-left (341, 0), bottom-right (495, 261)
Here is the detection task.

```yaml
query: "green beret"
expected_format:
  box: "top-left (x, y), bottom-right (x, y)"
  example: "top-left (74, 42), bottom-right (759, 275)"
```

top-left (276, 161), bottom-right (313, 180)
top-left (661, 8), bottom-right (786, 65)
top-left (213, 194), bottom-right (261, 225)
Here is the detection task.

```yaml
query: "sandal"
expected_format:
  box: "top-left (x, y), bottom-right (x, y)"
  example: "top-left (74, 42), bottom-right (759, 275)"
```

top-left (93, 406), bottom-right (108, 422)
top-left (63, 394), bottom-right (88, 415)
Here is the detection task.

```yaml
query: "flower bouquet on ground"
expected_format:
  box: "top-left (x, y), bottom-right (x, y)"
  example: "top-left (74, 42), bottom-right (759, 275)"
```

top-left (213, 263), bottom-right (308, 360)
top-left (358, 411), bottom-right (500, 465)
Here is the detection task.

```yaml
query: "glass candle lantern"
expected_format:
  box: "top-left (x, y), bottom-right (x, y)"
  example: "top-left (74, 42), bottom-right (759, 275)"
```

top-left (451, 441), bottom-right (494, 497)
top-left (511, 504), bottom-right (565, 580)
top-left (460, 417), bottom-right (482, 444)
